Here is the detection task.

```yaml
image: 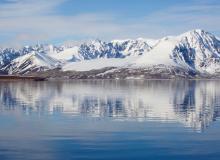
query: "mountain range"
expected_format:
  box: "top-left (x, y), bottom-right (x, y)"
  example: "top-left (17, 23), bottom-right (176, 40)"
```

top-left (1, 29), bottom-right (220, 79)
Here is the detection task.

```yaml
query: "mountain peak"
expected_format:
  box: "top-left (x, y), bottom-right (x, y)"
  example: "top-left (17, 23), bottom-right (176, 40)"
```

top-left (179, 29), bottom-right (214, 39)
top-left (181, 29), bottom-right (201, 36)
top-left (192, 29), bottom-right (205, 34)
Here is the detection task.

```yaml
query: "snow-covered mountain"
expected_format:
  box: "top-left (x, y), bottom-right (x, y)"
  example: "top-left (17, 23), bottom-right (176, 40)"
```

top-left (51, 38), bottom-right (152, 61)
top-left (132, 29), bottom-right (220, 74)
top-left (0, 48), bottom-right (22, 67)
top-left (4, 51), bottom-right (61, 74)
top-left (1, 29), bottom-right (220, 77)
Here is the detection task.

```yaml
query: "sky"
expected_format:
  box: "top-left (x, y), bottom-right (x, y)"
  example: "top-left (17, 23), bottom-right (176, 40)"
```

top-left (0, 0), bottom-right (220, 48)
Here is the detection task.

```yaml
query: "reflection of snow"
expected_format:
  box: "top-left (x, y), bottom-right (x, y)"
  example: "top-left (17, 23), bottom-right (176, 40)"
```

top-left (0, 80), bottom-right (220, 132)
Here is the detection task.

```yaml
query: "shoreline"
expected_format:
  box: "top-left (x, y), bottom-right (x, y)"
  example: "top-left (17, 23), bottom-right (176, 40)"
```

top-left (2, 75), bottom-right (220, 81)
top-left (0, 75), bottom-right (47, 81)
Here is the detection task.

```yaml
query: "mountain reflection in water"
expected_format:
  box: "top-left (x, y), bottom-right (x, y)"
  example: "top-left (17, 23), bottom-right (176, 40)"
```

top-left (0, 80), bottom-right (220, 132)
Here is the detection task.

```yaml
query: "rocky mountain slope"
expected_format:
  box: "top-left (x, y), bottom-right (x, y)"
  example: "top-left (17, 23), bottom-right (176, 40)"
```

top-left (1, 29), bottom-right (220, 78)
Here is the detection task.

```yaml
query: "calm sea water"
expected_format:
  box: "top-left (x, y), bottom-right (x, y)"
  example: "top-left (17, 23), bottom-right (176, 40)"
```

top-left (0, 80), bottom-right (220, 160)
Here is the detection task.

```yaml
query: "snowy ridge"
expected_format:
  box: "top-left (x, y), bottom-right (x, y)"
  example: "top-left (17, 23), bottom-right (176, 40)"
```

top-left (1, 29), bottom-right (220, 77)
top-left (4, 51), bottom-right (61, 74)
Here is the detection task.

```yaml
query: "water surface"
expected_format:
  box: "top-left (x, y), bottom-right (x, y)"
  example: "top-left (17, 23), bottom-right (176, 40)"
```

top-left (0, 80), bottom-right (220, 160)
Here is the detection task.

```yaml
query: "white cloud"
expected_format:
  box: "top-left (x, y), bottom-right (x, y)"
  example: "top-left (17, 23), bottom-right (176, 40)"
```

top-left (0, 0), bottom-right (220, 47)
top-left (0, 0), bottom-right (65, 17)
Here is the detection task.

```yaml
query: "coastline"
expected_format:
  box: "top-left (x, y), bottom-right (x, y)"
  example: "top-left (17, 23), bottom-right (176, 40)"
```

top-left (0, 75), bottom-right (47, 81)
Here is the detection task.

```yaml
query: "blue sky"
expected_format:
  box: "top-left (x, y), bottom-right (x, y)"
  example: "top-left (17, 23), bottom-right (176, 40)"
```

top-left (0, 0), bottom-right (220, 47)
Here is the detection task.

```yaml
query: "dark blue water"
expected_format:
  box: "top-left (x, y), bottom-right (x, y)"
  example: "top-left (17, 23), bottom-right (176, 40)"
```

top-left (0, 80), bottom-right (220, 160)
